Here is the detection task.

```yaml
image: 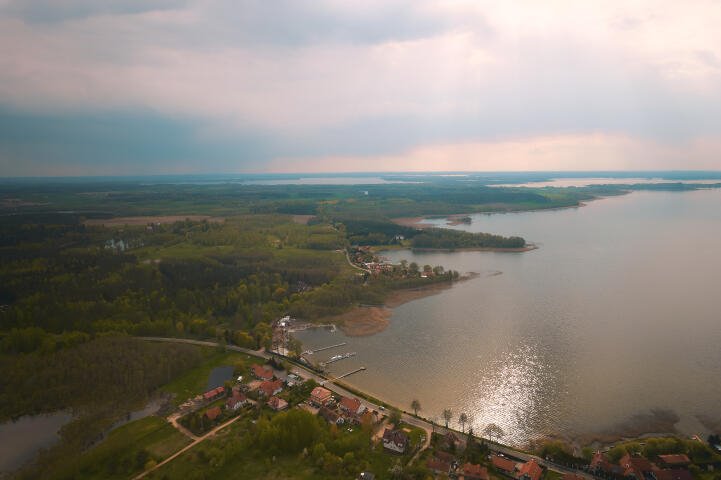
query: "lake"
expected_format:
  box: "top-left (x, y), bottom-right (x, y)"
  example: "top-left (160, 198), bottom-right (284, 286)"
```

top-left (295, 188), bottom-right (721, 446)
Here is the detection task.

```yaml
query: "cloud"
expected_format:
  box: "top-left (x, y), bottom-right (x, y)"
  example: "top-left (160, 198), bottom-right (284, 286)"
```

top-left (0, 0), bottom-right (720, 175)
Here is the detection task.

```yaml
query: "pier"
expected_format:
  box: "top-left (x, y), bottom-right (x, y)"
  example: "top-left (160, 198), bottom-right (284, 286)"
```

top-left (307, 342), bottom-right (347, 354)
top-left (335, 366), bottom-right (366, 380)
top-left (320, 352), bottom-right (356, 366)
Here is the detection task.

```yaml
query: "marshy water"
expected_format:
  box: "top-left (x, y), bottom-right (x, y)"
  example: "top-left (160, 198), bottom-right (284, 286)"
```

top-left (295, 188), bottom-right (721, 446)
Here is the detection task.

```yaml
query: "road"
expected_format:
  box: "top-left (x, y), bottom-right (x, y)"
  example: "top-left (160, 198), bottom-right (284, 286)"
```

top-left (140, 337), bottom-right (599, 479)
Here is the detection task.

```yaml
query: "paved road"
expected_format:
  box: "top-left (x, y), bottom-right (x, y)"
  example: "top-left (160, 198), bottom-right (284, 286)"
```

top-left (140, 337), bottom-right (598, 479)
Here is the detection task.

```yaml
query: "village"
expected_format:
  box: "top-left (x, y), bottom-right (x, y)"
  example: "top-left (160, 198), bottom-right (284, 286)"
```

top-left (153, 343), bottom-right (717, 480)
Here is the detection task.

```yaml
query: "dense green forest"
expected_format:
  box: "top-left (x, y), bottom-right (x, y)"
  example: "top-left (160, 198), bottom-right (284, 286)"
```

top-left (411, 228), bottom-right (526, 249)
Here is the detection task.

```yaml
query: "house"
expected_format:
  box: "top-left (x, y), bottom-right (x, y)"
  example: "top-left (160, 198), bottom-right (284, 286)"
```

top-left (463, 462), bottom-right (490, 480)
top-left (268, 396), bottom-right (288, 411)
top-left (319, 406), bottom-right (344, 425)
top-left (654, 469), bottom-right (693, 480)
top-left (259, 379), bottom-right (283, 397)
top-left (382, 428), bottom-right (409, 454)
top-left (657, 455), bottom-right (690, 468)
top-left (492, 455), bottom-right (517, 476)
top-left (225, 392), bottom-right (247, 410)
top-left (517, 459), bottom-right (543, 480)
top-left (591, 451), bottom-right (624, 476)
top-left (619, 453), bottom-right (657, 480)
top-left (310, 386), bottom-right (333, 406)
top-left (340, 396), bottom-right (365, 415)
top-left (251, 364), bottom-right (274, 381)
top-left (286, 373), bottom-right (300, 387)
top-left (202, 386), bottom-right (225, 401)
top-left (427, 456), bottom-right (451, 475)
top-left (205, 406), bottom-right (222, 421)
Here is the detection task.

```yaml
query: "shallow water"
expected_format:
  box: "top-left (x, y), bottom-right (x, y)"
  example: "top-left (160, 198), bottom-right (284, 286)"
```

top-left (295, 189), bottom-right (721, 446)
top-left (0, 412), bottom-right (72, 474)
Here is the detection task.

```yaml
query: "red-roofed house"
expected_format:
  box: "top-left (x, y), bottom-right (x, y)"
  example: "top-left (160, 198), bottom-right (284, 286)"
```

top-left (259, 379), bottom-right (283, 397)
top-left (463, 462), bottom-right (489, 480)
top-left (268, 396), bottom-right (288, 411)
top-left (517, 458), bottom-right (543, 480)
top-left (654, 469), bottom-right (693, 480)
top-left (205, 406), bottom-right (222, 421)
top-left (225, 392), bottom-right (247, 410)
top-left (619, 453), bottom-right (656, 480)
top-left (339, 396), bottom-right (365, 415)
top-left (382, 428), bottom-right (409, 454)
top-left (657, 455), bottom-right (690, 468)
top-left (202, 386), bottom-right (225, 401)
top-left (492, 455), bottom-right (517, 475)
top-left (310, 386), bottom-right (333, 406)
top-left (251, 364), bottom-right (274, 381)
top-left (427, 456), bottom-right (451, 475)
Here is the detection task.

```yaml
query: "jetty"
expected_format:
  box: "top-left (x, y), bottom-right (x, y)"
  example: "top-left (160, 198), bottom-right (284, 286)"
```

top-left (304, 342), bottom-right (347, 355)
top-left (335, 366), bottom-right (366, 380)
top-left (320, 352), bottom-right (356, 366)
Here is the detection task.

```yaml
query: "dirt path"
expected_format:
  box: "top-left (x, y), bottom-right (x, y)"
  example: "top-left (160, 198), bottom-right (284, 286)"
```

top-left (134, 414), bottom-right (242, 479)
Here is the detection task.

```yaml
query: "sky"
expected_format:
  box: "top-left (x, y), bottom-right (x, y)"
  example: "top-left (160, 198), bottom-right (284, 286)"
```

top-left (1, 0), bottom-right (720, 176)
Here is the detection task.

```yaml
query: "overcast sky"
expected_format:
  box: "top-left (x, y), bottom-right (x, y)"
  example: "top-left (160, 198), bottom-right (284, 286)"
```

top-left (1, 0), bottom-right (720, 176)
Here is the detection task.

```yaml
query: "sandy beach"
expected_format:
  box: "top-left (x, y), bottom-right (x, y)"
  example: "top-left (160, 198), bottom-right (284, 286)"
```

top-left (335, 274), bottom-right (478, 336)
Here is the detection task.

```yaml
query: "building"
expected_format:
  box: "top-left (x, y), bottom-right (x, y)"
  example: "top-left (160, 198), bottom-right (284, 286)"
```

top-left (654, 469), bottom-right (693, 480)
top-left (657, 455), bottom-right (691, 468)
top-left (202, 386), bottom-right (225, 401)
top-left (268, 396), bottom-right (288, 411)
top-left (251, 364), bottom-right (274, 381)
top-left (319, 406), bottom-right (344, 425)
top-left (205, 406), bottom-right (222, 421)
top-left (310, 386), bottom-right (333, 406)
top-left (619, 453), bottom-right (656, 480)
top-left (340, 396), bottom-right (365, 415)
top-left (382, 428), bottom-right (409, 454)
top-left (463, 462), bottom-right (490, 480)
top-left (225, 392), bottom-right (247, 410)
top-left (517, 459), bottom-right (543, 480)
top-left (427, 456), bottom-right (451, 475)
top-left (259, 379), bottom-right (283, 397)
top-left (492, 455), bottom-right (517, 476)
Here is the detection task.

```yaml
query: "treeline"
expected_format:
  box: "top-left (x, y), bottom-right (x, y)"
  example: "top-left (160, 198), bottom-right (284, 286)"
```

top-left (0, 335), bottom-right (201, 422)
top-left (411, 228), bottom-right (526, 249)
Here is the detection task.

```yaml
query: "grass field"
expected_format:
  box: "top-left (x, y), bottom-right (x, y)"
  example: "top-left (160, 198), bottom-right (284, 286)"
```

top-left (161, 348), bottom-right (263, 405)
top-left (49, 416), bottom-right (191, 480)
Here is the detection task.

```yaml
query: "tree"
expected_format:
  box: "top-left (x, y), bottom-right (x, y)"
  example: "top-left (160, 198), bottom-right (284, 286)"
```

top-left (459, 412), bottom-right (468, 433)
top-left (389, 408), bottom-right (402, 426)
top-left (411, 399), bottom-right (421, 416)
top-left (443, 409), bottom-right (452, 429)
top-left (483, 423), bottom-right (504, 443)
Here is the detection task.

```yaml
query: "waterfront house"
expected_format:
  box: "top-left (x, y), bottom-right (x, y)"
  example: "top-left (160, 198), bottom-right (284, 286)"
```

top-left (310, 386), bottom-right (333, 406)
top-left (251, 364), bottom-right (274, 381)
top-left (225, 392), bottom-right (247, 410)
top-left (492, 455), bottom-right (517, 476)
top-left (268, 396), bottom-right (288, 411)
top-left (259, 379), bottom-right (283, 397)
top-left (382, 428), bottom-right (409, 454)
top-left (463, 462), bottom-right (490, 480)
top-left (205, 406), bottom-right (222, 421)
top-left (517, 458), bottom-right (543, 480)
top-left (319, 406), bottom-right (344, 425)
top-left (340, 396), bottom-right (365, 416)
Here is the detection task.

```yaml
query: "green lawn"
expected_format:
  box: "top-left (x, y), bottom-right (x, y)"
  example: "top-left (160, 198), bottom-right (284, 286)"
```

top-left (161, 349), bottom-right (263, 405)
top-left (49, 416), bottom-right (191, 480)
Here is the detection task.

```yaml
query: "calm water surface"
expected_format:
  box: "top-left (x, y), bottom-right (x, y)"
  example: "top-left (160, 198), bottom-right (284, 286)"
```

top-left (295, 189), bottom-right (721, 446)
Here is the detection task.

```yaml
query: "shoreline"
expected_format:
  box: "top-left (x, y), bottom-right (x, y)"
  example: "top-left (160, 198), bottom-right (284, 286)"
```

top-left (411, 244), bottom-right (538, 253)
top-left (334, 273), bottom-right (479, 336)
